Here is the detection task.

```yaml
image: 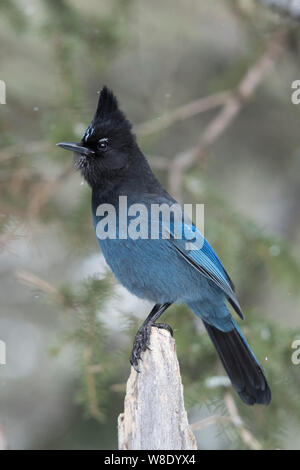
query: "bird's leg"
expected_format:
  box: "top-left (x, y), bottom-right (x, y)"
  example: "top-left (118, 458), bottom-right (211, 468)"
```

top-left (130, 302), bottom-right (172, 372)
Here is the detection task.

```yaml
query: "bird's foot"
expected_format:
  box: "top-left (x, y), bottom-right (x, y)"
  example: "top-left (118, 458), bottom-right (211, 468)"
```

top-left (130, 322), bottom-right (151, 372)
top-left (152, 322), bottom-right (173, 337)
top-left (130, 322), bottom-right (173, 372)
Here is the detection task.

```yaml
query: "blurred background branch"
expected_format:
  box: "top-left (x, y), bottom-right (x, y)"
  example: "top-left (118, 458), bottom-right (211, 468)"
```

top-left (258, 0), bottom-right (300, 20)
top-left (190, 392), bottom-right (262, 450)
top-left (134, 90), bottom-right (231, 138)
top-left (167, 29), bottom-right (286, 201)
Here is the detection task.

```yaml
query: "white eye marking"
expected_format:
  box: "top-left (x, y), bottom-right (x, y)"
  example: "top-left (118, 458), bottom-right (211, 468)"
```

top-left (98, 137), bottom-right (108, 150)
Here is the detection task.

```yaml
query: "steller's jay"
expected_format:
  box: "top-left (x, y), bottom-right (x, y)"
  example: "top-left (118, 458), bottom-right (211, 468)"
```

top-left (57, 86), bottom-right (271, 406)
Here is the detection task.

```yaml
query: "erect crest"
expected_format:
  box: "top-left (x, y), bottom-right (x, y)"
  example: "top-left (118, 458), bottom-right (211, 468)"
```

top-left (95, 86), bottom-right (119, 119)
top-left (83, 86), bottom-right (128, 143)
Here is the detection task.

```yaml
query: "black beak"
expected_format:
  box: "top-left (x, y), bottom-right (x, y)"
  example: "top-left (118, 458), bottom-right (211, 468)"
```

top-left (56, 142), bottom-right (95, 157)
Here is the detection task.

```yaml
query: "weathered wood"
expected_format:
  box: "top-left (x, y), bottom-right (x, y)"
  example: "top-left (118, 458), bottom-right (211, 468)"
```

top-left (118, 327), bottom-right (197, 450)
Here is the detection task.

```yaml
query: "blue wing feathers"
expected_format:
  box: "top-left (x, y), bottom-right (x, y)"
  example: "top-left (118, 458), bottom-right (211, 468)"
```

top-left (168, 220), bottom-right (243, 319)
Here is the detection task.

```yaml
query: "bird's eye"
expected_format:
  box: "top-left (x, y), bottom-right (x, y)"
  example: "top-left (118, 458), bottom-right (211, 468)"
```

top-left (98, 138), bottom-right (108, 150)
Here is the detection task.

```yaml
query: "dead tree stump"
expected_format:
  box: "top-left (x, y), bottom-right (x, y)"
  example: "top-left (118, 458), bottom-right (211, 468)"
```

top-left (118, 327), bottom-right (197, 450)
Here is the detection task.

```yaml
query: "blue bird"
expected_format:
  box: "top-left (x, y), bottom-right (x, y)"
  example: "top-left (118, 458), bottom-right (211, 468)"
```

top-left (57, 87), bottom-right (271, 406)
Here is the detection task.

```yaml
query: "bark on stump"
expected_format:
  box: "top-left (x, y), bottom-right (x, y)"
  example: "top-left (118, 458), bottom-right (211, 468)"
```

top-left (118, 327), bottom-right (197, 450)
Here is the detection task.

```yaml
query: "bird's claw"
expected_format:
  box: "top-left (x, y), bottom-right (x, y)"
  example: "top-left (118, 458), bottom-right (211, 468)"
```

top-left (130, 322), bottom-right (173, 370)
top-left (130, 323), bottom-right (151, 371)
top-left (152, 322), bottom-right (173, 337)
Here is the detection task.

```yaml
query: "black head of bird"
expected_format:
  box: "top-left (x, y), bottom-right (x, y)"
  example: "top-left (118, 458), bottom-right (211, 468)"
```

top-left (57, 86), bottom-right (137, 187)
